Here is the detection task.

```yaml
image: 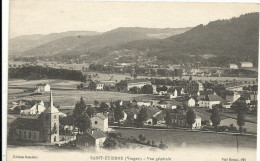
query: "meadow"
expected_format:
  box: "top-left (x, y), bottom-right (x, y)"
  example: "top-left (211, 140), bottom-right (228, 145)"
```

top-left (113, 128), bottom-right (256, 149)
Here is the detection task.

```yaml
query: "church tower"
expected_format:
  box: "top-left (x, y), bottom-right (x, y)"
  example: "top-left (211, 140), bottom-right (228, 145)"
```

top-left (42, 91), bottom-right (59, 143)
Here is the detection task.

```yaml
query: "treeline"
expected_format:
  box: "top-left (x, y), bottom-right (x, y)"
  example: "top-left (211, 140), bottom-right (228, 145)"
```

top-left (9, 65), bottom-right (86, 82)
top-left (89, 63), bottom-right (183, 77)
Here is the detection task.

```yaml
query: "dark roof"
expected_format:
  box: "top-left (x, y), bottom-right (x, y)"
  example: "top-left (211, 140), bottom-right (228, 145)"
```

top-left (86, 130), bottom-right (106, 139)
top-left (9, 118), bottom-right (42, 131)
top-left (36, 83), bottom-right (48, 86)
top-left (201, 94), bottom-right (224, 102)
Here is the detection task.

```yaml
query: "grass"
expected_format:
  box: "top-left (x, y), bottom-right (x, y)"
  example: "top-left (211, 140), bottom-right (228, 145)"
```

top-left (112, 128), bottom-right (256, 149)
top-left (8, 89), bottom-right (148, 107)
top-left (194, 108), bottom-right (257, 134)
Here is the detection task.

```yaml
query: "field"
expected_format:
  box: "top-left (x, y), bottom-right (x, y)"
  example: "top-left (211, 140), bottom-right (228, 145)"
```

top-left (194, 108), bottom-right (257, 134)
top-left (87, 72), bottom-right (257, 83)
top-left (113, 128), bottom-right (256, 149)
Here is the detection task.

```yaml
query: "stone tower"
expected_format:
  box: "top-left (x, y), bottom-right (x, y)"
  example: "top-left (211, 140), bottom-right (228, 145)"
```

top-left (42, 91), bottom-right (59, 143)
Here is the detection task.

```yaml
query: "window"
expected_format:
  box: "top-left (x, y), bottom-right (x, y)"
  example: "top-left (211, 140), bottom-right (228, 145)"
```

top-left (24, 131), bottom-right (26, 138)
top-left (95, 121), bottom-right (98, 124)
top-left (34, 132), bottom-right (36, 139)
top-left (54, 115), bottom-right (56, 119)
top-left (45, 115), bottom-right (49, 120)
top-left (29, 132), bottom-right (31, 138)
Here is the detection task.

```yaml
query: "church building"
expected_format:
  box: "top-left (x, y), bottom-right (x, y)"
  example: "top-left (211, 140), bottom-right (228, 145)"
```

top-left (8, 91), bottom-right (60, 143)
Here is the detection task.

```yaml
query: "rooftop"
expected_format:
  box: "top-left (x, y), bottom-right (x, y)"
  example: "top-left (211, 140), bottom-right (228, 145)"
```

top-left (9, 117), bottom-right (42, 131)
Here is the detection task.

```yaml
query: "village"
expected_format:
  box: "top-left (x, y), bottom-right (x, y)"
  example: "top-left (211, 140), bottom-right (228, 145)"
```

top-left (7, 69), bottom-right (258, 151)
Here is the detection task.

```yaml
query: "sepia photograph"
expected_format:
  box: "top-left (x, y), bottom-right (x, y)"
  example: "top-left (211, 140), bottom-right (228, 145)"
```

top-left (3, 0), bottom-right (260, 161)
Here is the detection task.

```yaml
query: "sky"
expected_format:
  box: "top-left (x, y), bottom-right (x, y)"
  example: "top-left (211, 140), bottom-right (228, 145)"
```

top-left (9, 0), bottom-right (259, 38)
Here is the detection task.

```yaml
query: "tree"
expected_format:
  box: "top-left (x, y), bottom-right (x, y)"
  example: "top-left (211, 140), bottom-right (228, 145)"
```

top-left (158, 140), bottom-right (168, 150)
top-left (237, 102), bottom-right (247, 134)
top-left (86, 107), bottom-right (96, 118)
top-left (114, 104), bottom-right (124, 123)
top-left (137, 107), bottom-right (148, 127)
top-left (88, 81), bottom-right (97, 91)
top-left (189, 76), bottom-right (192, 81)
top-left (94, 100), bottom-right (100, 108)
top-left (129, 87), bottom-right (139, 94)
top-left (161, 85), bottom-right (168, 91)
top-left (99, 102), bottom-right (109, 113)
top-left (133, 73), bottom-right (137, 80)
top-left (73, 97), bottom-right (87, 116)
top-left (140, 85), bottom-right (153, 94)
top-left (103, 138), bottom-right (118, 150)
top-left (138, 134), bottom-right (146, 142)
top-left (186, 109), bottom-right (196, 131)
top-left (164, 111), bottom-right (172, 128)
top-left (74, 113), bottom-right (91, 133)
top-left (210, 106), bottom-right (221, 132)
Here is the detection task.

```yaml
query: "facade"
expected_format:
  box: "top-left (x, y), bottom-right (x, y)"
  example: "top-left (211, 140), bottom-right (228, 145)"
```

top-left (137, 101), bottom-right (152, 107)
top-left (169, 89), bottom-right (178, 99)
top-left (229, 64), bottom-right (238, 69)
top-left (198, 94), bottom-right (224, 109)
top-left (91, 113), bottom-right (108, 131)
top-left (187, 98), bottom-right (196, 107)
top-left (240, 62), bottom-right (253, 68)
top-left (96, 83), bottom-right (104, 90)
top-left (20, 101), bottom-right (46, 115)
top-left (9, 92), bottom-right (60, 143)
top-left (225, 92), bottom-right (241, 103)
top-left (76, 130), bottom-right (106, 151)
top-left (126, 79), bottom-right (151, 91)
top-left (35, 83), bottom-right (50, 92)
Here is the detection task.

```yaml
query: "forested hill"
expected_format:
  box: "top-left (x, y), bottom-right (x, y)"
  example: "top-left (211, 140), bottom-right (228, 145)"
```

top-left (119, 12), bottom-right (259, 62)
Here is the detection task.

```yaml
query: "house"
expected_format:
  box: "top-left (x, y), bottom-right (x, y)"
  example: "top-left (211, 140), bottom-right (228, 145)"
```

top-left (35, 83), bottom-right (50, 92)
top-left (137, 101), bottom-right (152, 107)
top-left (239, 62), bottom-right (253, 68)
top-left (158, 91), bottom-right (167, 96)
top-left (9, 91), bottom-right (60, 143)
top-left (225, 91), bottom-right (240, 103)
top-left (158, 100), bottom-right (168, 109)
top-left (229, 64), bottom-right (238, 69)
top-left (126, 79), bottom-right (152, 91)
top-left (76, 130), bottom-right (106, 151)
top-left (144, 107), bottom-right (161, 125)
top-left (96, 82), bottom-right (104, 90)
top-left (20, 101), bottom-right (46, 115)
top-left (198, 94), bottom-right (224, 109)
top-left (91, 113), bottom-right (108, 131)
top-left (152, 110), bottom-right (165, 125)
top-left (168, 89), bottom-right (178, 99)
top-left (170, 112), bottom-right (201, 129)
top-left (184, 81), bottom-right (204, 94)
top-left (187, 98), bottom-right (196, 107)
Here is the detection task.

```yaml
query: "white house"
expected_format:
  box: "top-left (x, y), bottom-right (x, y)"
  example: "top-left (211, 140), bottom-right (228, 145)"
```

top-left (192, 116), bottom-right (202, 129)
top-left (35, 83), bottom-right (50, 92)
top-left (198, 94), bottom-right (224, 109)
top-left (96, 82), bottom-right (104, 90)
top-left (20, 101), bottom-right (45, 115)
top-left (76, 130), bottom-right (106, 151)
top-left (240, 62), bottom-right (253, 68)
top-left (229, 64), bottom-right (238, 69)
top-left (137, 101), bottom-right (152, 107)
top-left (91, 113), bottom-right (108, 131)
top-left (169, 89), bottom-right (178, 99)
top-left (187, 98), bottom-right (196, 107)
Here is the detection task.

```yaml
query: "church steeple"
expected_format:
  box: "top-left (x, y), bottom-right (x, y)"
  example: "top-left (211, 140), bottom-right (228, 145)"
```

top-left (50, 91), bottom-right (53, 107)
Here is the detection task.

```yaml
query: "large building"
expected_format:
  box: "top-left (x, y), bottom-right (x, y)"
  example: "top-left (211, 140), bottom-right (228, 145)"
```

top-left (198, 94), bottom-right (224, 109)
top-left (9, 91), bottom-right (60, 143)
top-left (239, 62), bottom-right (253, 68)
top-left (126, 79), bottom-right (152, 91)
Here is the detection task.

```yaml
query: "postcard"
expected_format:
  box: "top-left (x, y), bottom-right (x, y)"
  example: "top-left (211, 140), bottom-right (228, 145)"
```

top-left (4, 0), bottom-right (259, 161)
